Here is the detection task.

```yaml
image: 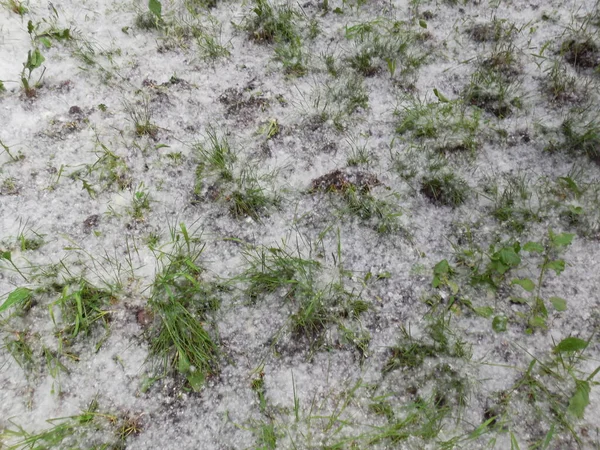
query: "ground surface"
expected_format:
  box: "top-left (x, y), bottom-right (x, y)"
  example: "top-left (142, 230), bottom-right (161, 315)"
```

top-left (1, 0), bottom-right (600, 448)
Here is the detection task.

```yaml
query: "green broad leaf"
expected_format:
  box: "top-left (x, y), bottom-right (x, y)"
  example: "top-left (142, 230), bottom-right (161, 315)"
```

top-left (558, 176), bottom-right (581, 195)
top-left (490, 247), bottom-right (520, 275)
top-left (177, 354), bottom-right (190, 373)
top-left (0, 287), bottom-right (32, 313)
top-left (448, 280), bottom-right (459, 294)
top-left (419, 19), bottom-right (427, 28)
top-left (498, 247), bottom-right (521, 266)
top-left (529, 315), bottom-right (546, 329)
top-left (140, 375), bottom-right (161, 393)
top-left (32, 49), bottom-right (45, 68)
top-left (56, 28), bottom-right (71, 40)
top-left (1, 251), bottom-right (12, 261)
top-left (523, 241), bottom-right (544, 253)
top-left (511, 278), bottom-right (535, 292)
top-left (491, 260), bottom-right (509, 275)
top-left (187, 371), bottom-right (205, 392)
top-left (386, 58), bottom-right (396, 77)
top-left (39, 37), bottom-right (52, 48)
top-left (544, 259), bottom-right (565, 275)
top-left (549, 296), bottom-right (567, 311)
top-left (510, 296), bottom-right (528, 304)
top-left (533, 297), bottom-right (548, 317)
top-left (492, 315), bottom-right (507, 332)
top-left (433, 88), bottom-right (449, 102)
top-left (434, 259), bottom-right (450, 275)
top-left (554, 337), bottom-right (588, 353)
top-left (551, 232), bottom-right (574, 247)
top-left (568, 380), bottom-right (590, 418)
top-left (568, 205), bottom-right (583, 215)
top-left (433, 259), bottom-right (450, 288)
top-left (474, 306), bottom-right (493, 318)
top-left (148, 0), bottom-right (162, 18)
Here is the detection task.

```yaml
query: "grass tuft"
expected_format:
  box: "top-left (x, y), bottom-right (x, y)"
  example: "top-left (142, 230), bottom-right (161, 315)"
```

top-left (147, 224), bottom-right (220, 391)
top-left (420, 172), bottom-right (469, 207)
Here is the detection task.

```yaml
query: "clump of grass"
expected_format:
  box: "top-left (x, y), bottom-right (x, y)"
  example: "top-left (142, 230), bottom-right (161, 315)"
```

top-left (344, 19), bottom-right (431, 79)
top-left (481, 43), bottom-right (521, 79)
top-left (238, 234), bottom-right (370, 353)
top-left (240, 242), bottom-right (321, 302)
top-left (395, 97), bottom-right (480, 154)
top-left (310, 169), bottom-right (402, 234)
top-left (130, 184), bottom-right (152, 221)
top-left (384, 321), bottom-right (471, 374)
top-left (147, 223), bottom-right (220, 391)
top-left (468, 19), bottom-right (515, 43)
top-left (124, 98), bottom-right (158, 139)
top-left (186, 0), bottom-right (217, 11)
top-left (481, 172), bottom-right (542, 233)
top-left (197, 30), bottom-right (231, 61)
top-left (290, 290), bottom-right (330, 339)
top-left (462, 42), bottom-right (523, 118)
top-left (195, 128), bottom-right (237, 182)
top-left (307, 75), bottom-right (369, 130)
top-left (342, 187), bottom-right (403, 234)
top-left (347, 48), bottom-right (380, 77)
top-left (463, 68), bottom-right (521, 118)
top-left (91, 146), bottom-right (131, 190)
top-left (229, 181), bottom-right (281, 221)
top-left (1, 399), bottom-right (123, 449)
top-left (3, 331), bottom-right (35, 372)
top-left (244, 0), bottom-right (307, 76)
top-left (420, 172), bottom-right (469, 207)
top-left (561, 37), bottom-right (600, 70)
top-left (245, 0), bottom-right (298, 43)
top-left (1, 177), bottom-right (19, 195)
top-left (345, 134), bottom-right (377, 167)
top-left (49, 279), bottom-right (113, 346)
top-left (253, 421), bottom-right (278, 449)
top-left (16, 227), bottom-right (44, 251)
top-left (542, 59), bottom-right (582, 103)
top-left (192, 129), bottom-right (280, 220)
top-left (150, 300), bottom-right (219, 390)
top-left (2, 0), bottom-right (28, 15)
top-left (274, 39), bottom-right (307, 77)
top-left (71, 138), bottom-right (131, 194)
top-left (553, 116), bottom-right (600, 165)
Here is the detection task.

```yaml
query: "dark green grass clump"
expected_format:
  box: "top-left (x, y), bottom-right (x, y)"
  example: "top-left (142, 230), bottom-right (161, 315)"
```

top-left (561, 38), bottom-right (600, 70)
top-left (420, 173), bottom-right (469, 207)
top-left (147, 226), bottom-right (221, 391)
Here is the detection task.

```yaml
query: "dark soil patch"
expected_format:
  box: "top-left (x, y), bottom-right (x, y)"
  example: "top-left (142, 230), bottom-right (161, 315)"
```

top-left (310, 169), bottom-right (380, 193)
top-left (562, 39), bottom-right (600, 69)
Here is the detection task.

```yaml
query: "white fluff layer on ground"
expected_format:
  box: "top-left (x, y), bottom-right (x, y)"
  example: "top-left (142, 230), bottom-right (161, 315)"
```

top-left (1, 0), bottom-right (600, 448)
